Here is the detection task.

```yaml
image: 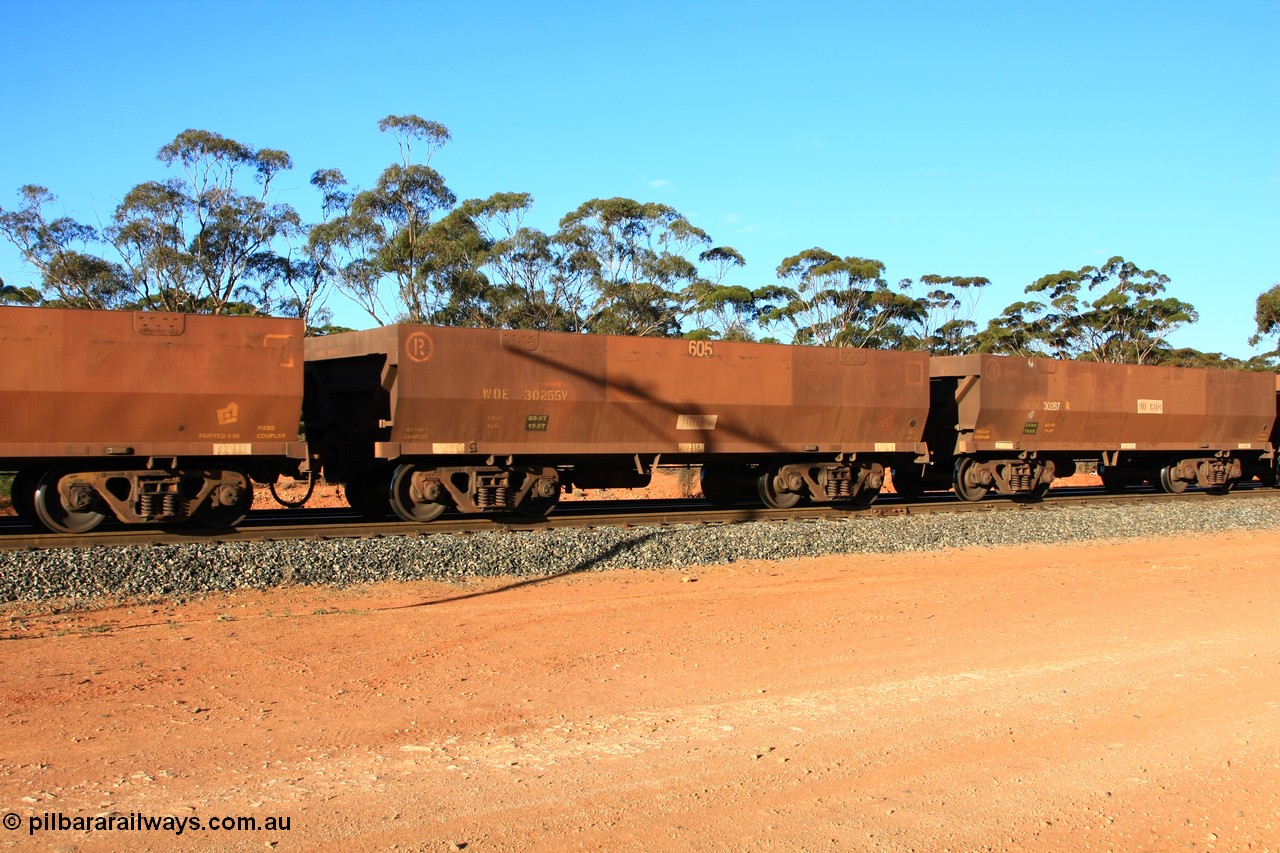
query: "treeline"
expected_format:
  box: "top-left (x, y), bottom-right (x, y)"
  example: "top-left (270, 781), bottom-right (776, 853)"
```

top-left (2, 115), bottom-right (1277, 369)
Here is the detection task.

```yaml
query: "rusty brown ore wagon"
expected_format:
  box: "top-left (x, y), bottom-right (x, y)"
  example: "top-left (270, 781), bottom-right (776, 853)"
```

top-left (303, 325), bottom-right (932, 520)
top-left (898, 354), bottom-right (1278, 501)
top-left (0, 306), bottom-right (305, 532)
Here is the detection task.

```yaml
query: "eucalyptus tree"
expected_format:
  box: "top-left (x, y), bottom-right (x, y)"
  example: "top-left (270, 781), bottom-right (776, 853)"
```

top-left (683, 246), bottom-right (779, 342)
top-left (322, 115), bottom-right (457, 324)
top-left (554, 198), bottom-right (714, 337)
top-left (454, 192), bottom-right (583, 332)
top-left (0, 185), bottom-right (129, 309)
top-left (415, 204), bottom-right (496, 328)
top-left (260, 168), bottom-right (350, 333)
top-left (1248, 283), bottom-right (1280, 361)
top-left (973, 300), bottom-right (1051, 358)
top-left (913, 274), bottom-right (990, 354)
top-left (0, 279), bottom-right (41, 305)
top-left (978, 256), bottom-right (1195, 364)
top-left (106, 129), bottom-right (300, 315)
top-left (763, 248), bottom-right (921, 348)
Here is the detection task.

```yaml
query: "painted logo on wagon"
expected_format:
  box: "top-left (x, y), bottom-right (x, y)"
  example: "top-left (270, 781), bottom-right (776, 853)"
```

top-left (405, 331), bottom-right (434, 363)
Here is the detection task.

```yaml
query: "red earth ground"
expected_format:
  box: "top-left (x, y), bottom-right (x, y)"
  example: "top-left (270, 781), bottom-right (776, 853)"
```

top-left (1, 495), bottom-right (1277, 851)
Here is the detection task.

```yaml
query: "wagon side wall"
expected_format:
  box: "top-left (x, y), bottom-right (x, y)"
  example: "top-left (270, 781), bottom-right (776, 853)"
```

top-left (0, 306), bottom-right (305, 465)
top-left (929, 354), bottom-right (1276, 456)
top-left (309, 325), bottom-right (931, 462)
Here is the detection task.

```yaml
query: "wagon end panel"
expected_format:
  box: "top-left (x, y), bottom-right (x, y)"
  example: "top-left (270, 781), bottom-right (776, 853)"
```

top-left (302, 326), bottom-right (401, 481)
top-left (0, 306), bottom-right (304, 463)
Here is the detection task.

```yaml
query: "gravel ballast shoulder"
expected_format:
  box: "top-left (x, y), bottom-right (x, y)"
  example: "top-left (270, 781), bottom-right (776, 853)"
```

top-left (3, 495), bottom-right (1280, 605)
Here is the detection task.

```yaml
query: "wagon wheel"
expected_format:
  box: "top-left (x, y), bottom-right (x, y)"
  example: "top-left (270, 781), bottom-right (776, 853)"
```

top-left (1158, 465), bottom-right (1189, 494)
top-left (700, 464), bottom-right (744, 507)
top-left (1099, 467), bottom-right (1128, 492)
top-left (390, 464), bottom-right (448, 523)
top-left (9, 469), bottom-right (40, 522)
top-left (516, 489), bottom-right (560, 518)
top-left (343, 471), bottom-right (393, 519)
top-left (1204, 478), bottom-right (1235, 496)
top-left (851, 481), bottom-right (881, 507)
top-left (1015, 479), bottom-right (1052, 503)
top-left (890, 466), bottom-right (925, 501)
top-left (194, 472), bottom-right (254, 528)
top-left (953, 457), bottom-right (990, 502)
top-left (269, 469), bottom-right (315, 509)
top-left (33, 470), bottom-right (108, 534)
top-left (757, 466), bottom-right (801, 509)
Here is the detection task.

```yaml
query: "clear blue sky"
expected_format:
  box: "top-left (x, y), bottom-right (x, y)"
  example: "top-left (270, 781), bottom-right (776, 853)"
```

top-left (2, 0), bottom-right (1276, 355)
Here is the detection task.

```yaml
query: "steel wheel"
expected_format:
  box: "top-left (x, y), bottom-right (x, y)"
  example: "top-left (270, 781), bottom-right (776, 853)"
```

top-left (1015, 480), bottom-right (1052, 503)
top-left (344, 470), bottom-right (393, 519)
top-left (9, 470), bottom-right (40, 522)
top-left (1205, 479), bottom-right (1235, 496)
top-left (517, 474), bottom-right (561, 518)
top-left (953, 458), bottom-right (990, 502)
top-left (516, 492), bottom-right (559, 518)
top-left (757, 466), bottom-right (801, 509)
top-left (1158, 465), bottom-right (1189, 494)
top-left (700, 464), bottom-right (744, 507)
top-left (1099, 468), bottom-right (1128, 492)
top-left (890, 466), bottom-right (924, 501)
top-left (851, 482), bottom-right (881, 507)
top-left (193, 472), bottom-right (253, 528)
top-left (33, 470), bottom-right (107, 534)
top-left (390, 464), bottom-right (447, 523)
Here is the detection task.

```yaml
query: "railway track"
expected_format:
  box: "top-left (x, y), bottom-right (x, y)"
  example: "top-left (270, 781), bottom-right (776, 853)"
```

top-left (2, 484), bottom-right (1276, 553)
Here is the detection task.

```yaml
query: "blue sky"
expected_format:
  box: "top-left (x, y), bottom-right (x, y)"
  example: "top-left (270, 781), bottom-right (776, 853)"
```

top-left (2, 0), bottom-right (1277, 355)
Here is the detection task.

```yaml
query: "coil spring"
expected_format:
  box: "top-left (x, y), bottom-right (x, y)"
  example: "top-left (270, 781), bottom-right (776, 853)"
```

top-left (1009, 471), bottom-right (1035, 491)
top-left (140, 491), bottom-right (184, 518)
top-left (826, 478), bottom-right (852, 499)
top-left (476, 485), bottom-right (510, 508)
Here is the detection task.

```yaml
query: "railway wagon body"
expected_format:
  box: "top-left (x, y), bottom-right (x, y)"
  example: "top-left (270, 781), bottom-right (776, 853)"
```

top-left (304, 324), bottom-right (931, 520)
top-left (907, 354), bottom-right (1277, 500)
top-left (0, 306), bottom-right (305, 532)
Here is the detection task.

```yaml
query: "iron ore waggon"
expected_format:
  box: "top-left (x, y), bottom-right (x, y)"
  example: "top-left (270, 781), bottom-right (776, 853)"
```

top-left (302, 324), bottom-right (932, 520)
top-left (899, 354), bottom-right (1277, 500)
top-left (0, 306), bottom-right (305, 532)
top-left (3, 306), bottom-right (1277, 534)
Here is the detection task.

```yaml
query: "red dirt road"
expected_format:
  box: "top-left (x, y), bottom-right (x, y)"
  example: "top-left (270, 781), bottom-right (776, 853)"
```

top-left (2, 528), bottom-right (1278, 852)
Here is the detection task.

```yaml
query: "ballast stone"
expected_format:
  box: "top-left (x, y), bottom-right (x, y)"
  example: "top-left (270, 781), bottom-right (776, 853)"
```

top-left (2, 496), bottom-right (1280, 604)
